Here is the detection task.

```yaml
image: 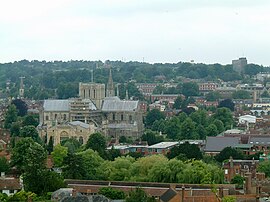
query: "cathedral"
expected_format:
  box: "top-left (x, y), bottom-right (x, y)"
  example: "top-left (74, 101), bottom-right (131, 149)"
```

top-left (38, 68), bottom-right (144, 145)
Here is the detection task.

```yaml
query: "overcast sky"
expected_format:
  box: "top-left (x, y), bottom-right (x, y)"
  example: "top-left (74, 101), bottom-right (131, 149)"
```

top-left (1, 0), bottom-right (270, 65)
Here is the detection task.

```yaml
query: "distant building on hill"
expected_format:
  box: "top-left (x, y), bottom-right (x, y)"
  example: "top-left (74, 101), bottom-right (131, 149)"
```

top-left (232, 57), bottom-right (247, 74)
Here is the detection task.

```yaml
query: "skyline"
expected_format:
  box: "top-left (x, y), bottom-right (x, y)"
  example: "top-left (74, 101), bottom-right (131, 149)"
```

top-left (1, 0), bottom-right (270, 65)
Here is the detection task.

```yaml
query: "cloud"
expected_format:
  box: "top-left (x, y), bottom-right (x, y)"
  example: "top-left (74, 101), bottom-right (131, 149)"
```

top-left (1, 0), bottom-right (270, 65)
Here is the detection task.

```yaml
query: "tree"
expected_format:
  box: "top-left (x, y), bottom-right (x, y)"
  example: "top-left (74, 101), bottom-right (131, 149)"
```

top-left (215, 147), bottom-right (244, 162)
top-left (11, 99), bottom-right (28, 116)
top-left (10, 122), bottom-right (21, 137)
top-left (206, 91), bottom-right (220, 101)
top-left (62, 138), bottom-right (81, 154)
top-left (212, 107), bottom-right (233, 129)
top-left (51, 144), bottom-right (68, 168)
top-left (0, 157), bottom-right (10, 173)
top-left (47, 136), bottom-right (54, 154)
top-left (180, 118), bottom-right (197, 139)
top-left (22, 115), bottom-right (39, 127)
top-left (19, 125), bottom-right (40, 142)
top-left (10, 138), bottom-right (55, 195)
top-left (141, 130), bottom-right (164, 146)
top-left (182, 82), bottom-right (199, 97)
top-left (218, 99), bottom-right (235, 111)
top-left (167, 142), bottom-right (203, 160)
top-left (126, 187), bottom-right (156, 202)
top-left (258, 160), bottom-right (270, 177)
top-left (98, 187), bottom-right (126, 200)
top-left (86, 133), bottom-right (106, 157)
top-left (213, 119), bottom-right (225, 133)
top-left (205, 124), bottom-right (218, 136)
top-left (232, 90), bottom-right (250, 99)
top-left (4, 105), bottom-right (18, 129)
top-left (77, 149), bottom-right (105, 180)
top-left (62, 153), bottom-right (86, 179)
top-left (119, 136), bottom-right (127, 143)
top-left (231, 175), bottom-right (244, 188)
top-left (11, 138), bottom-right (46, 173)
top-left (164, 117), bottom-right (181, 140)
top-left (173, 96), bottom-right (183, 109)
top-left (145, 109), bottom-right (165, 128)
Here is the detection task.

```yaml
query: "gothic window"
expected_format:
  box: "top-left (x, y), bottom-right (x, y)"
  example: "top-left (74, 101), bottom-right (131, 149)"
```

top-left (83, 89), bottom-right (86, 98)
top-left (63, 114), bottom-right (67, 120)
top-left (46, 116), bottom-right (49, 121)
top-left (94, 89), bottom-right (96, 98)
top-left (121, 114), bottom-right (124, 121)
top-left (79, 136), bottom-right (83, 144)
top-left (55, 114), bottom-right (57, 120)
top-left (129, 115), bottom-right (132, 123)
top-left (112, 113), bottom-right (115, 121)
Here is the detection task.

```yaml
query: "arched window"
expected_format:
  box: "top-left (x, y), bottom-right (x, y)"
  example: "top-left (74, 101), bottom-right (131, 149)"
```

top-left (79, 136), bottom-right (83, 145)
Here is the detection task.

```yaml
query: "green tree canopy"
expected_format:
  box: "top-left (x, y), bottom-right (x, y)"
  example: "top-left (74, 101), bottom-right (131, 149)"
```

top-left (51, 144), bottom-right (68, 168)
top-left (4, 105), bottom-right (18, 129)
top-left (86, 133), bottom-right (106, 157)
top-left (205, 91), bottom-right (220, 101)
top-left (98, 187), bottom-right (126, 200)
top-left (141, 130), bottom-right (164, 146)
top-left (232, 90), bottom-right (250, 99)
top-left (11, 99), bottom-right (28, 117)
top-left (145, 109), bottom-right (165, 128)
top-left (19, 125), bottom-right (40, 142)
top-left (215, 147), bottom-right (244, 162)
top-left (182, 82), bottom-right (199, 97)
top-left (167, 142), bottom-right (203, 160)
top-left (218, 99), bottom-right (235, 111)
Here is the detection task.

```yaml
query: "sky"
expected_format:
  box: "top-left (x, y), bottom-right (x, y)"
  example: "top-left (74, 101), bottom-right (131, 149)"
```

top-left (1, 0), bottom-right (270, 65)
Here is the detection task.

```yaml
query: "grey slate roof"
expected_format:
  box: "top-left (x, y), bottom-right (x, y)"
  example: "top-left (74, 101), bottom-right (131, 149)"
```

top-left (69, 121), bottom-right (90, 129)
top-left (204, 136), bottom-right (240, 152)
top-left (44, 100), bottom-right (70, 112)
top-left (249, 137), bottom-right (270, 145)
top-left (102, 97), bottom-right (138, 112)
top-left (160, 188), bottom-right (178, 202)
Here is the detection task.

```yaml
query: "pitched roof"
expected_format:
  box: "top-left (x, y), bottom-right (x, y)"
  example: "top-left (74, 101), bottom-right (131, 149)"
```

top-left (44, 100), bottom-right (70, 112)
top-left (205, 136), bottom-right (240, 152)
top-left (160, 188), bottom-right (178, 202)
top-left (148, 142), bottom-right (179, 149)
top-left (102, 97), bottom-right (138, 112)
top-left (249, 137), bottom-right (270, 145)
top-left (69, 121), bottom-right (90, 129)
top-left (0, 177), bottom-right (21, 190)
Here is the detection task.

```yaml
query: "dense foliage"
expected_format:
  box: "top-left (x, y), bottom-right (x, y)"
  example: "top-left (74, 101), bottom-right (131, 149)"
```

top-left (147, 108), bottom-right (232, 140)
top-left (0, 60), bottom-right (266, 100)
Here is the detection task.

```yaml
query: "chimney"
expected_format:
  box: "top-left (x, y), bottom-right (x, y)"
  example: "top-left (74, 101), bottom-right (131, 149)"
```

top-left (1, 172), bottom-right (5, 177)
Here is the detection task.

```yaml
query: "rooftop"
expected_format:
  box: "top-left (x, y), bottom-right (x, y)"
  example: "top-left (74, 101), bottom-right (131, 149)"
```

top-left (148, 142), bottom-right (178, 149)
top-left (43, 99), bottom-right (70, 112)
top-left (102, 97), bottom-right (138, 112)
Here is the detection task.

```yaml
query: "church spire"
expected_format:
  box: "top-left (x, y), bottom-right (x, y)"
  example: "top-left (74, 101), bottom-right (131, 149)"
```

top-left (106, 68), bottom-right (115, 97)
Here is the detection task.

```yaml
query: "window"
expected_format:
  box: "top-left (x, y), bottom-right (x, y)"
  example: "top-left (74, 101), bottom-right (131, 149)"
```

top-left (46, 116), bottom-right (49, 121)
top-left (63, 114), bottom-right (67, 120)
top-left (112, 113), bottom-right (115, 121)
top-left (55, 114), bottom-right (57, 119)
top-left (121, 114), bottom-right (124, 121)
top-left (224, 169), bottom-right (228, 175)
top-left (129, 115), bottom-right (132, 123)
top-left (10, 190), bottom-right (14, 194)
